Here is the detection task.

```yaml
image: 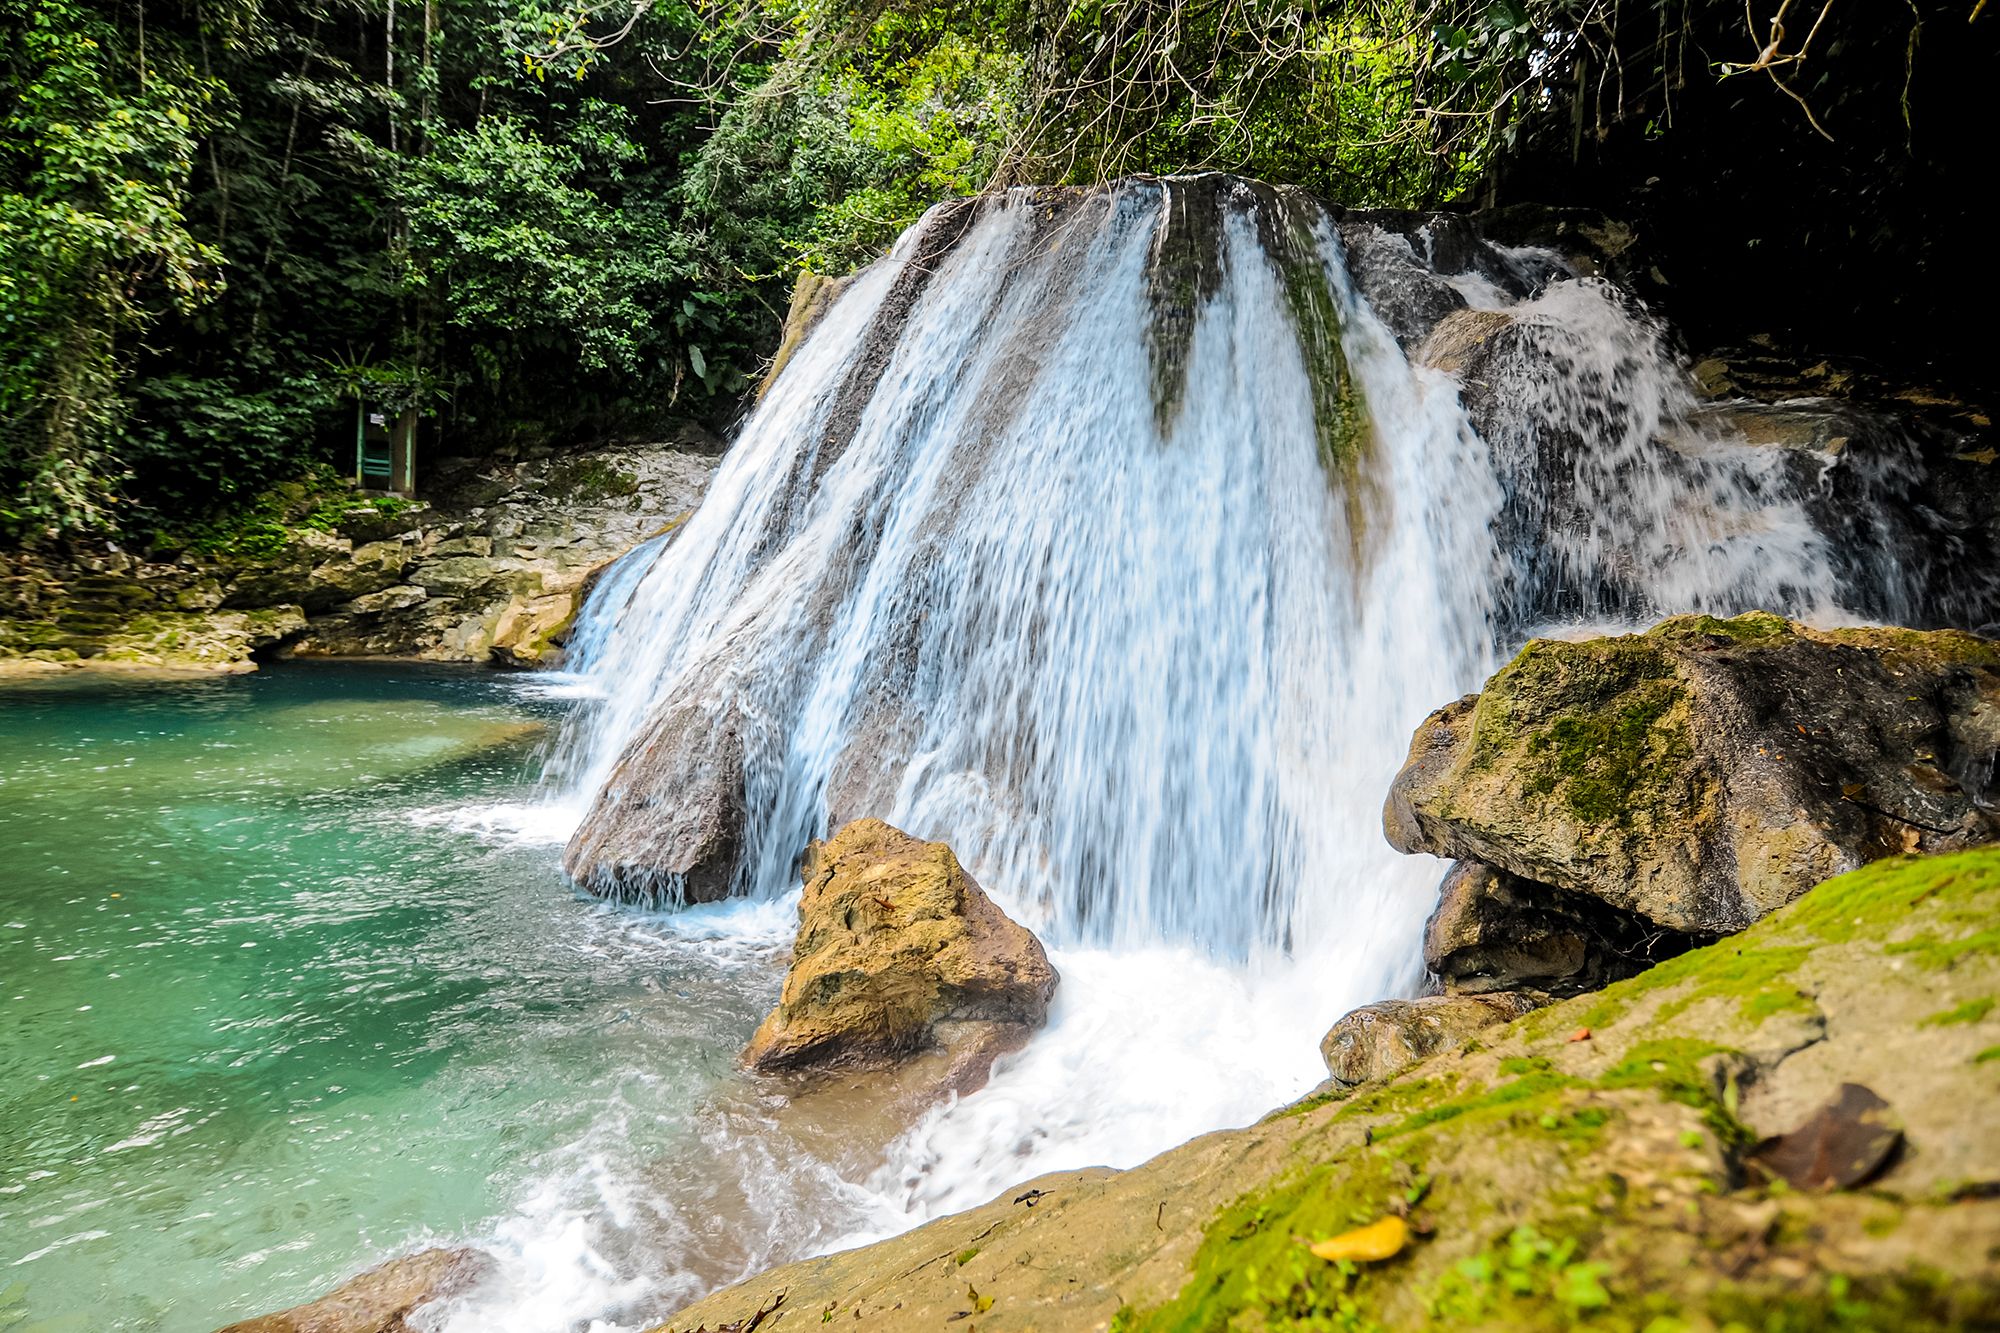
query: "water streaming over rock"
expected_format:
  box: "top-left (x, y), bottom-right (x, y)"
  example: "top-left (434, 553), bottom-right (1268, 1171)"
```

top-left (547, 178), bottom-right (1836, 943)
top-left (483, 176), bottom-right (1864, 1329)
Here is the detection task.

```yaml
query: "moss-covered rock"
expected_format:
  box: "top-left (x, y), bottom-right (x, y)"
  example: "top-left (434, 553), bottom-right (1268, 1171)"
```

top-left (648, 847), bottom-right (2000, 1333)
top-left (742, 819), bottom-right (1058, 1075)
top-left (0, 604), bottom-right (307, 673)
top-left (1385, 612), bottom-right (2000, 934)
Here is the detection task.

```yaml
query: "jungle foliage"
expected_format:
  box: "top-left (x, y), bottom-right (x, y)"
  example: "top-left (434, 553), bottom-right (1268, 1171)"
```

top-left (2, 0), bottom-right (1987, 540)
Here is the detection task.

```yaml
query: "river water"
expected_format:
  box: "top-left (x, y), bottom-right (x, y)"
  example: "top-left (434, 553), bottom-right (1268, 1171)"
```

top-left (0, 666), bottom-right (813, 1331)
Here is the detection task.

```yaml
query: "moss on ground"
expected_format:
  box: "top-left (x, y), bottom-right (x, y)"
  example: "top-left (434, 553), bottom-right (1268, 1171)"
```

top-left (1115, 848), bottom-right (2000, 1333)
top-left (1922, 997), bottom-right (1994, 1027)
top-left (161, 466), bottom-right (420, 560)
top-left (547, 456), bottom-right (640, 502)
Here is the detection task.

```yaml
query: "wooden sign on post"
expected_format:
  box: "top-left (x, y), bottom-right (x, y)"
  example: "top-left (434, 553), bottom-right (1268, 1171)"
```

top-left (354, 403), bottom-right (418, 496)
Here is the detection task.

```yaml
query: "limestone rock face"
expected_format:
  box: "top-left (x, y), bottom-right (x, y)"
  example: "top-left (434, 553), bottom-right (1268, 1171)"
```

top-left (214, 1247), bottom-right (490, 1333)
top-left (742, 819), bottom-right (1058, 1074)
top-left (0, 441), bottom-right (719, 675)
top-left (1386, 612), bottom-right (2000, 934)
top-left (1319, 992), bottom-right (1544, 1088)
top-left (562, 686), bottom-right (748, 904)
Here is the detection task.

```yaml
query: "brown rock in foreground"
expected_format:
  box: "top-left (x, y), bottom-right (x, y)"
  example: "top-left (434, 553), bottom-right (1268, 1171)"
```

top-left (743, 819), bottom-right (1058, 1074)
top-left (215, 1247), bottom-right (490, 1333)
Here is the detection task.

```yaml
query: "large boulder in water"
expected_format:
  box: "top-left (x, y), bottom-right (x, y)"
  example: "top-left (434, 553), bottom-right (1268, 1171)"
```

top-left (743, 819), bottom-right (1058, 1074)
top-left (214, 1248), bottom-right (490, 1333)
top-left (563, 685), bottom-right (749, 903)
top-left (1386, 612), bottom-right (2000, 935)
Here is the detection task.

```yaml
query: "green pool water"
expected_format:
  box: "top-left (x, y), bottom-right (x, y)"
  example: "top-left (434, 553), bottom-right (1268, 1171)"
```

top-left (0, 665), bottom-right (790, 1332)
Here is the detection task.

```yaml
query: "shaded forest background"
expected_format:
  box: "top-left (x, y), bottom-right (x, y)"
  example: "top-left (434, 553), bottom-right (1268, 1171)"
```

top-left (2, 0), bottom-right (1992, 542)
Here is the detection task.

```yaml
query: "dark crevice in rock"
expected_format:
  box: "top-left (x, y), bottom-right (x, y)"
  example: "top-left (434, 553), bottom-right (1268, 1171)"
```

top-left (1423, 860), bottom-right (1703, 1000)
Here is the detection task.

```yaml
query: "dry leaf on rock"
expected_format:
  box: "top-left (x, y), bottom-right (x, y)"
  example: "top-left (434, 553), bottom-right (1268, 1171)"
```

top-left (1309, 1215), bottom-right (1409, 1263)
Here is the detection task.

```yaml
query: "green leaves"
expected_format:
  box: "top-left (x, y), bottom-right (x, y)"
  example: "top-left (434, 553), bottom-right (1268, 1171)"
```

top-left (0, 0), bottom-right (227, 535)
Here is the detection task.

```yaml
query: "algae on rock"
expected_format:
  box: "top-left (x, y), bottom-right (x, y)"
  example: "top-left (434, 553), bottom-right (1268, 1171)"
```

top-left (1386, 611), bottom-right (2000, 934)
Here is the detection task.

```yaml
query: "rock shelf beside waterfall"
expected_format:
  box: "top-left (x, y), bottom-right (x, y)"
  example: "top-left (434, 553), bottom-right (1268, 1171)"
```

top-left (743, 819), bottom-right (1058, 1075)
top-left (1386, 611), bottom-right (2000, 937)
top-left (0, 438), bottom-right (718, 674)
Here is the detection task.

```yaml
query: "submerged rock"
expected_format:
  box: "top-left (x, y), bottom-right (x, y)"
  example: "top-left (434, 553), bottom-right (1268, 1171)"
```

top-left (1319, 991), bottom-right (1543, 1088)
top-left (1386, 612), bottom-right (2000, 935)
top-left (742, 819), bottom-right (1057, 1074)
top-left (215, 1247), bottom-right (490, 1333)
top-left (656, 848), bottom-right (2000, 1333)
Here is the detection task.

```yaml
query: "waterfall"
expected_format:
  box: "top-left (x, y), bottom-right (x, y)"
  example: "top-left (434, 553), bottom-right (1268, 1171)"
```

top-left (546, 177), bottom-right (1835, 954)
top-left (469, 176), bottom-right (1857, 1327)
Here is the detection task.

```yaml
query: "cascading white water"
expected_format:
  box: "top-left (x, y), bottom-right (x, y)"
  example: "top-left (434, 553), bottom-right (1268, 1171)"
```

top-left (444, 177), bottom-right (1849, 1330)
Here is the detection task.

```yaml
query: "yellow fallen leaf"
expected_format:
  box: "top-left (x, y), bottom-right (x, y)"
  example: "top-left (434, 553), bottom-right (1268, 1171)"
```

top-left (1310, 1215), bottom-right (1408, 1263)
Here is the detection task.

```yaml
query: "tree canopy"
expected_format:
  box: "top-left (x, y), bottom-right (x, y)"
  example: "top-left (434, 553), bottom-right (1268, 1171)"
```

top-left (3, 0), bottom-right (1989, 541)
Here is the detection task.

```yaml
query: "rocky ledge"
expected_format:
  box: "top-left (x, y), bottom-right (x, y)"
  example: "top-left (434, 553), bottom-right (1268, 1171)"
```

top-left (0, 437), bottom-right (717, 675)
top-left (654, 846), bottom-right (2000, 1332)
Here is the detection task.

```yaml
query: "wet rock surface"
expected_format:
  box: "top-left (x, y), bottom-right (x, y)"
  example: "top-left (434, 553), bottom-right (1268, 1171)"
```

top-left (214, 1247), bottom-right (491, 1333)
top-left (1685, 347), bottom-right (2000, 631)
top-left (742, 819), bottom-right (1057, 1075)
top-left (562, 683), bottom-right (750, 904)
top-left (0, 438), bottom-right (718, 674)
top-left (653, 848), bottom-right (2000, 1333)
top-left (1386, 611), bottom-right (2000, 935)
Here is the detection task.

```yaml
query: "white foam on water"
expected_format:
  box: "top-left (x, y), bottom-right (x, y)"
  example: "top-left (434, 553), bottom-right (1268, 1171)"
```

top-left (408, 798), bottom-right (586, 847)
top-left (836, 943), bottom-right (1359, 1235)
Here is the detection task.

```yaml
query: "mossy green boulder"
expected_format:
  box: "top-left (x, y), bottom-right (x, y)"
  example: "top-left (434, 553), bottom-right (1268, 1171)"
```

top-left (647, 847), bottom-right (2000, 1333)
top-left (1385, 612), bottom-right (2000, 934)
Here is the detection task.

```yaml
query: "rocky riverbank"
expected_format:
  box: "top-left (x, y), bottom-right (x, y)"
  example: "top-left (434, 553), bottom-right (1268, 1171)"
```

top-left (0, 436), bottom-right (719, 676)
top-left (643, 614), bottom-right (2000, 1331)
